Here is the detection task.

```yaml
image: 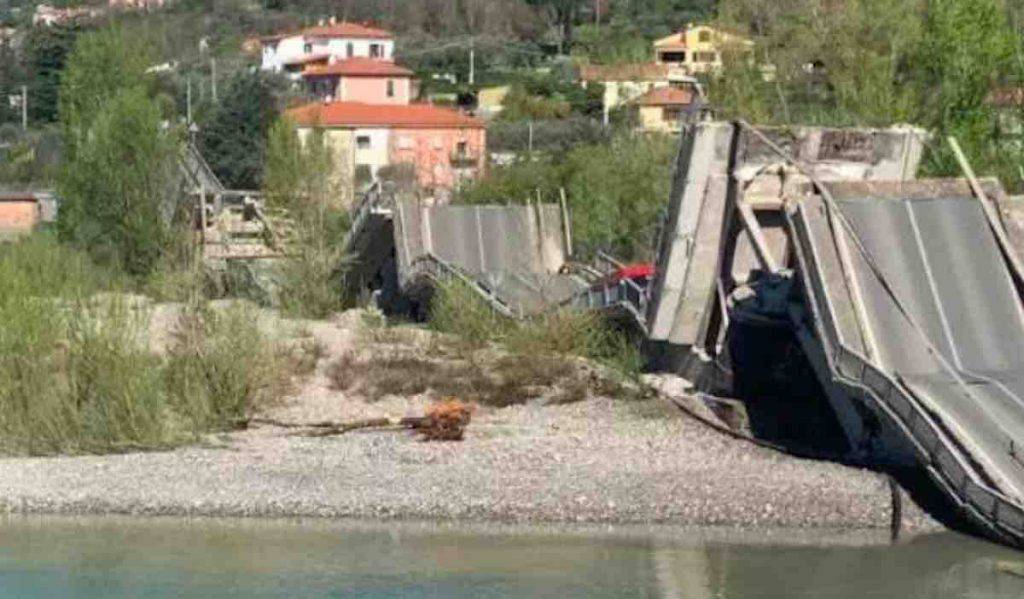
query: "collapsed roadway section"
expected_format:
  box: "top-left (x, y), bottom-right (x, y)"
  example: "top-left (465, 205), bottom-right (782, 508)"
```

top-left (645, 120), bottom-right (1024, 548)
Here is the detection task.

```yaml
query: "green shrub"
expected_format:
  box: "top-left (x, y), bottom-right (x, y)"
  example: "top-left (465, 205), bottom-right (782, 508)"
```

top-left (0, 236), bottom-right (298, 455)
top-left (164, 304), bottom-right (291, 434)
top-left (456, 132), bottom-right (675, 261)
top-left (428, 278), bottom-right (641, 379)
top-left (428, 278), bottom-right (511, 350)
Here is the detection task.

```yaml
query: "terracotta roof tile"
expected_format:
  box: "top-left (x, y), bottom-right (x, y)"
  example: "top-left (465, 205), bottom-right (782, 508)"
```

top-left (302, 58), bottom-right (413, 78)
top-left (579, 63), bottom-right (672, 82)
top-left (633, 87), bottom-right (695, 106)
top-left (654, 32), bottom-right (688, 50)
top-left (303, 22), bottom-right (392, 39)
top-left (287, 102), bottom-right (484, 129)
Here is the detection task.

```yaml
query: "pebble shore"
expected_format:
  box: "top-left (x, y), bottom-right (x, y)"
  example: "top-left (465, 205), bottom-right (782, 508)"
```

top-left (0, 312), bottom-right (941, 535)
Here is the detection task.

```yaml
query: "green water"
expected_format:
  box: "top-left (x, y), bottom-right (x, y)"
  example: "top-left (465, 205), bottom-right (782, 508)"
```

top-left (1, 517), bottom-right (1023, 598)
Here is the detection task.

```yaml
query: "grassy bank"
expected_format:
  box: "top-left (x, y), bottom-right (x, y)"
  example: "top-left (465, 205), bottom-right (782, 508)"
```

top-left (0, 236), bottom-right (303, 455)
top-left (327, 279), bottom-right (644, 408)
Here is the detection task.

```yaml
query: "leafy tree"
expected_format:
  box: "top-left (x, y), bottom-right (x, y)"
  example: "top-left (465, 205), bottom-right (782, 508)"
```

top-left (914, 0), bottom-right (1017, 172)
top-left (199, 69), bottom-right (283, 190)
top-left (458, 132), bottom-right (675, 260)
top-left (58, 25), bottom-right (152, 160)
top-left (263, 116), bottom-right (349, 317)
top-left (23, 22), bottom-right (84, 124)
top-left (0, 36), bottom-right (24, 126)
top-left (57, 27), bottom-right (180, 276)
top-left (716, 0), bottom-right (923, 126)
top-left (525, 0), bottom-right (588, 51)
top-left (58, 86), bottom-right (180, 276)
top-left (499, 83), bottom-right (572, 119)
top-left (573, 20), bottom-right (651, 64)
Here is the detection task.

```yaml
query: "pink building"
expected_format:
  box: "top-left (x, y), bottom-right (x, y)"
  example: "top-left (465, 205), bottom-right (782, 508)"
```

top-left (288, 102), bottom-right (486, 194)
top-left (302, 58), bottom-right (413, 104)
top-left (278, 19), bottom-right (484, 198)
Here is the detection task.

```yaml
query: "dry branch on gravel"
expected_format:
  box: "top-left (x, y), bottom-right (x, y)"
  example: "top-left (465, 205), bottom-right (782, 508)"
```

top-left (251, 399), bottom-right (475, 441)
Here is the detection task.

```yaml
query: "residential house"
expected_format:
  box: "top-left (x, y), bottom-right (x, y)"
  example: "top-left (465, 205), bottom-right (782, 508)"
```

top-left (632, 87), bottom-right (697, 133)
top-left (288, 102), bottom-right (486, 202)
top-left (579, 63), bottom-right (701, 123)
top-left (0, 191), bottom-right (56, 240)
top-left (476, 86), bottom-right (510, 119)
top-left (302, 58), bottom-right (414, 104)
top-left (261, 20), bottom-right (395, 79)
top-left (654, 24), bottom-right (753, 75)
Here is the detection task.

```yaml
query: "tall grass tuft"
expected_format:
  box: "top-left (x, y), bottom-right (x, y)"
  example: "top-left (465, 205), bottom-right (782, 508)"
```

top-left (0, 235), bottom-right (298, 455)
top-left (164, 304), bottom-right (293, 434)
top-left (428, 279), bottom-right (512, 350)
top-left (428, 278), bottom-right (642, 381)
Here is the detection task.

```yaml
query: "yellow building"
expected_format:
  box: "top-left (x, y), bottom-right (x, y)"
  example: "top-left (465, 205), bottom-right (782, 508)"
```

top-left (633, 87), bottom-right (697, 133)
top-left (477, 86), bottom-right (510, 119)
top-left (654, 24), bottom-right (753, 75)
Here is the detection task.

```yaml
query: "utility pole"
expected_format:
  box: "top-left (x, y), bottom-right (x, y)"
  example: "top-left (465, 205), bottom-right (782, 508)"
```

top-left (186, 77), bottom-right (193, 125)
top-left (211, 57), bottom-right (218, 103)
top-left (20, 85), bottom-right (27, 131)
top-left (468, 42), bottom-right (475, 86)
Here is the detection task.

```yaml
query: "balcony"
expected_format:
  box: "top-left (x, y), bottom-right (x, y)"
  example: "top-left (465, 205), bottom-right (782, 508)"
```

top-left (449, 151), bottom-right (480, 168)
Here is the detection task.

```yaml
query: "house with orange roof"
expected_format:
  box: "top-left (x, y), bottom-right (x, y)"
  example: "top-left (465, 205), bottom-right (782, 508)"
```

top-left (631, 87), bottom-right (700, 133)
top-left (287, 102), bottom-right (486, 203)
top-left (260, 18), bottom-right (395, 78)
top-left (579, 63), bottom-right (702, 124)
top-left (303, 58), bottom-right (415, 105)
top-left (654, 24), bottom-right (753, 75)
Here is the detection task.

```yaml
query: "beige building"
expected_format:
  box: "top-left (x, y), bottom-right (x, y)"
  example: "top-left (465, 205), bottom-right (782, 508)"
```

top-left (580, 63), bottom-right (702, 123)
top-left (633, 87), bottom-right (697, 133)
top-left (654, 24), bottom-right (753, 75)
top-left (476, 86), bottom-right (510, 119)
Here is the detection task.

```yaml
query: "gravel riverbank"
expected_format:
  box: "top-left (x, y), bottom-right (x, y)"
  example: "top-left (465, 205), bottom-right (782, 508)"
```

top-left (0, 311), bottom-right (941, 535)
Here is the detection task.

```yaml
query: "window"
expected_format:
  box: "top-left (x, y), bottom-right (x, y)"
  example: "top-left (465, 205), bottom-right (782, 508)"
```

top-left (456, 141), bottom-right (468, 156)
top-left (370, 44), bottom-right (381, 58)
top-left (386, 79), bottom-right (395, 98)
top-left (303, 43), bottom-right (313, 53)
top-left (346, 42), bottom-right (354, 58)
top-left (664, 108), bottom-right (683, 122)
top-left (660, 51), bottom-right (686, 63)
top-left (356, 135), bottom-right (371, 150)
top-left (694, 51), bottom-right (717, 63)
top-left (698, 30), bottom-right (711, 43)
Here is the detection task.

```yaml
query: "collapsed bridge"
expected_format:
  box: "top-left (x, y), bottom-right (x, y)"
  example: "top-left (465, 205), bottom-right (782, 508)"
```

top-left (343, 185), bottom-right (634, 318)
top-left (338, 120), bottom-right (1024, 547)
top-left (645, 121), bottom-right (1024, 548)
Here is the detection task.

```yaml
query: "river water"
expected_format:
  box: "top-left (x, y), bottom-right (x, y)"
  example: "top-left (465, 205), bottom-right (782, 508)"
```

top-left (1, 516), bottom-right (1023, 597)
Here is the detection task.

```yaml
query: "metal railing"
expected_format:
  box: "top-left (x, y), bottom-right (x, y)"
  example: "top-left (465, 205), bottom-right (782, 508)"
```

top-left (342, 181), bottom-right (393, 253)
top-left (403, 252), bottom-right (516, 318)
